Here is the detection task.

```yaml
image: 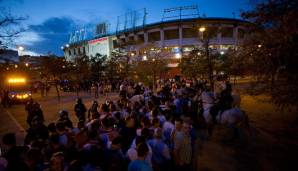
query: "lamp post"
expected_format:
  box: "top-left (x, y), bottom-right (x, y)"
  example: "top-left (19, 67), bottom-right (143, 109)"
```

top-left (199, 26), bottom-right (214, 91)
top-left (18, 46), bottom-right (24, 56)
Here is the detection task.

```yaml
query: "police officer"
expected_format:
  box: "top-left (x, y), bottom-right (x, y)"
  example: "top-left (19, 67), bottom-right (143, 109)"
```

top-left (74, 98), bottom-right (87, 122)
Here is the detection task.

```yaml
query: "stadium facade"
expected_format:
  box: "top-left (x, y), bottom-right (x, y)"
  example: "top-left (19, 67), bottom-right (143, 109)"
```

top-left (62, 17), bottom-right (251, 68)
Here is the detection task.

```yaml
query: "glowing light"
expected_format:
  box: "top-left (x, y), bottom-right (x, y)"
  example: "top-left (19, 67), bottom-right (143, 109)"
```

top-left (18, 46), bottom-right (24, 51)
top-left (61, 46), bottom-right (64, 50)
top-left (199, 27), bottom-right (206, 32)
top-left (197, 52), bottom-right (201, 56)
top-left (175, 53), bottom-right (182, 59)
top-left (142, 55), bottom-right (147, 61)
top-left (66, 44), bottom-right (70, 48)
top-left (220, 51), bottom-right (225, 55)
top-left (258, 44), bottom-right (262, 48)
top-left (25, 63), bottom-right (29, 67)
top-left (14, 64), bottom-right (18, 68)
top-left (8, 78), bottom-right (26, 83)
top-left (131, 53), bottom-right (135, 56)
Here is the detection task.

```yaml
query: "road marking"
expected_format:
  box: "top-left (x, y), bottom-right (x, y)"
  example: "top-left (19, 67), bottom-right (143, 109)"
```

top-left (4, 109), bottom-right (25, 132)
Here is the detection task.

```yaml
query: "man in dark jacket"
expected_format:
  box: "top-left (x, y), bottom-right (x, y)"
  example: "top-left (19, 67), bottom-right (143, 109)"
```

top-left (74, 98), bottom-right (87, 122)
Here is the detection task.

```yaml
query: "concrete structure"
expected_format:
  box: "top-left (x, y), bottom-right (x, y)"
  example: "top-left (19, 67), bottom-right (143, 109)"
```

top-left (62, 17), bottom-right (251, 66)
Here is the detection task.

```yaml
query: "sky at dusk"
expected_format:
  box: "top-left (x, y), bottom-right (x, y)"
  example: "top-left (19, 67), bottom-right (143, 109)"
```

top-left (0, 0), bottom-right (252, 56)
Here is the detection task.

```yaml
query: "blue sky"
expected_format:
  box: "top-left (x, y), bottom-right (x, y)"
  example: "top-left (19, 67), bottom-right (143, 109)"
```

top-left (1, 0), bottom-right (252, 56)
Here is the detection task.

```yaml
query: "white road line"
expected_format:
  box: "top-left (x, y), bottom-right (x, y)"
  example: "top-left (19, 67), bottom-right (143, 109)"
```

top-left (4, 109), bottom-right (25, 132)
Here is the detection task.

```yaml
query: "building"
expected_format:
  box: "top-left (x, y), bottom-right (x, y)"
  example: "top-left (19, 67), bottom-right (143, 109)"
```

top-left (0, 49), bottom-right (19, 63)
top-left (62, 17), bottom-right (251, 76)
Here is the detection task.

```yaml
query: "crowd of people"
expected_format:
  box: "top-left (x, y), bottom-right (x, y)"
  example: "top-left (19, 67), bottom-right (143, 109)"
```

top-left (0, 79), bottom-right (235, 171)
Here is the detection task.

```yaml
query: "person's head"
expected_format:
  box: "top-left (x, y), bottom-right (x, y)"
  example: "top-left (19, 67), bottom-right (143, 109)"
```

top-left (154, 128), bottom-right (163, 139)
top-left (59, 110), bottom-right (69, 120)
top-left (137, 143), bottom-right (149, 159)
top-left (31, 115), bottom-right (43, 127)
top-left (174, 118), bottom-right (183, 130)
top-left (2, 133), bottom-right (16, 148)
top-left (152, 118), bottom-right (160, 128)
top-left (76, 98), bottom-right (82, 104)
top-left (111, 136), bottom-right (123, 149)
top-left (182, 122), bottom-right (191, 134)
top-left (135, 136), bottom-right (145, 147)
top-left (126, 116), bottom-right (135, 128)
top-left (100, 104), bottom-right (109, 113)
top-left (77, 120), bottom-right (85, 129)
top-left (141, 128), bottom-right (150, 140)
top-left (48, 122), bottom-right (56, 134)
top-left (50, 152), bottom-right (64, 171)
top-left (55, 122), bottom-right (65, 134)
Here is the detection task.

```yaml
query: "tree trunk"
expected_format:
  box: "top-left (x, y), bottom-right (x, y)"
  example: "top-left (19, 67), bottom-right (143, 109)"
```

top-left (55, 82), bottom-right (60, 102)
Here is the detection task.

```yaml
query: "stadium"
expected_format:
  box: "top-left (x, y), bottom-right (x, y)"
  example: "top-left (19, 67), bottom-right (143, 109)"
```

top-left (62, 6), bottom-right (251, 73)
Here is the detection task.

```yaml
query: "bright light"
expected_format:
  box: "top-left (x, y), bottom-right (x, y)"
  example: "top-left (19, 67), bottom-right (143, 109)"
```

top-left (18, 46), bottom-right (24, 51)
top-left (142, 55), bottom-right (147, 61)
top-left (258, 44), bottom-right (262, 48)
top-left (131, 53), bottom-right (135, 56)
top-left (152, 58), bottom-right (156, 62)
top-left (25, 63), bottom-right (29, 67)
top-left (61, 46), bottom-right (64, 50)
top-left (66, 44), bottom-right (70, 48)
top-left (8, 78), bottom-right (26, 84)
top-left (62, 65), bottom-right (66, 68)
top-left (197, 52), bottom-right (201, 56)
top-left (220, 51), bottom-right (225, 55)
top-left (199, 27), bottom-right (206, 32)
top-left (175, 53), bottom-right (182, 59)
top-left (14, 64), bottom-right (18, 68)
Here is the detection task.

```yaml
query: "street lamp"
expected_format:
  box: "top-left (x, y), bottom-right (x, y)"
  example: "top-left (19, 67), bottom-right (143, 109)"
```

top-left (199, 27), bottom-right (206, 33)
top-left (199, 26), bottom-right (214, 91)
top-left (18, 46), bottom-right (24, 56)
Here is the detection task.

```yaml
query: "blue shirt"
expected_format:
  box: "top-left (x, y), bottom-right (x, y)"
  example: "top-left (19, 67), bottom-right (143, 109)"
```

top-left (128, 159), bottom-right (153, 171)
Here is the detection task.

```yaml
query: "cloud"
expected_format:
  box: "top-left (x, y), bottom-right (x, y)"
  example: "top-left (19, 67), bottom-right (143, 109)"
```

top-left (25, 17), bottom-right (76, 56)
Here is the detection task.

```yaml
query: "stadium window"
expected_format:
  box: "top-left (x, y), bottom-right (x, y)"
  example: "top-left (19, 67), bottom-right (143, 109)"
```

top-left (221, 27), bottom-right (233, 38)
top-left (164, 29), bottom-right (179, 40)
top-left (148, 31), bottom-right (160, 41)
top-left (137, 34), bottom-right (144, 43)
top-left (238, 28), bottom-right (245, 39)
top-left (182, 28), bottom-right (197, 38)
top-left (206, 27), bottom-right (218, 38)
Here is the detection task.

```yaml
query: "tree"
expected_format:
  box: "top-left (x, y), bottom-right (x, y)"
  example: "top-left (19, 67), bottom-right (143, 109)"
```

top-left (90, 53), bottom-right (107, 81)
top-left (39, 56), bottom-right (68, 100)
top-left (240, 0), bottom-right (298, 117)
top-left (179, 48), bottom-right (208, 79)
top-left (0, 6), bottom-right (26, 47)
top-left (131, 44), bottom-right (169, 90)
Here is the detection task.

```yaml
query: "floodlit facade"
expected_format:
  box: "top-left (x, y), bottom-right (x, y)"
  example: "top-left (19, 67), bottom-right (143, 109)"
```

top-left (63, 17), bottom-right (251, 66)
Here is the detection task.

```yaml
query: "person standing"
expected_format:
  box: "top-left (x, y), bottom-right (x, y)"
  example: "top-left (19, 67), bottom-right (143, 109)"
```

top-left (74, 98), bottom-right (87, 122)
top-left (172, 120), bottom-right (192, 171)
top-left (128, 143), bottom-right (153, 171)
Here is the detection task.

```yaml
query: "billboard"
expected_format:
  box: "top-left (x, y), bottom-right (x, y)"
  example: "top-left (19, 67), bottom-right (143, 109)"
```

top-left (88, 37), bottom-right (109, 57)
